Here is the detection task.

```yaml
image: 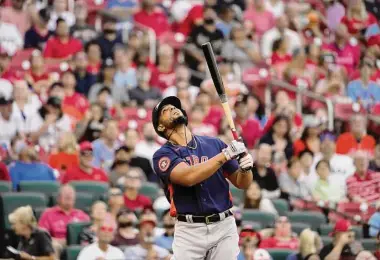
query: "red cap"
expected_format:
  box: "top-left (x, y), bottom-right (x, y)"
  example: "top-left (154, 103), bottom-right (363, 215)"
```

top-left (330, 219), bottom-right (351, 236)
top-left (367, 35), bottom-right (380, 47)
top-left (79, 141), bottom-right (93, 152)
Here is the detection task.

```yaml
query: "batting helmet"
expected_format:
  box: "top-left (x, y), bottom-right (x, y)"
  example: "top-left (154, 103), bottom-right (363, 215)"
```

top-left (152, 96), bottom-right (188, 139)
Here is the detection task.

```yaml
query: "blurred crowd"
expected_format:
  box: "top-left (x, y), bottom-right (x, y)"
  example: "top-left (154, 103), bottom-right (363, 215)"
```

top-left (1, 0), bottom-right (380, 258)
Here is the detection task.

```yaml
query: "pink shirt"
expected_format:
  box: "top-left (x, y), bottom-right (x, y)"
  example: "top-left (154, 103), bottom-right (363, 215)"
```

top-left (322, 42), bottom-right (360, 75)
top-left (260, 236), bottom-right (299, 250)
top-left (243, 8), bottom-right (275, 38)
top-left (38, 206), bottom-right (90, 239)
top-left (0, 7), bottom-right (31, 35)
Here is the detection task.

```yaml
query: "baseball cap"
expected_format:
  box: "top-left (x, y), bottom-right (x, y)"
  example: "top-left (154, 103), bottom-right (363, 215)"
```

top-left (152, 96), bottom-right (187, 138)
top-left (330, 219), bottom-right (351, 236)
top-left (239, 224), bottom-right (261, 246)
top-left (79, 141), bottom-right (93, 152)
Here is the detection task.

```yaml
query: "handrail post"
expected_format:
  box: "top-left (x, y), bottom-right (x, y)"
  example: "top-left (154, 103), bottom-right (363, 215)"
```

top-left (325, 99), bottom-right (334, 132)
top-left (265, 82), bottom-right (272, 118)
top-left (296, 89), bottom-right (302, 115)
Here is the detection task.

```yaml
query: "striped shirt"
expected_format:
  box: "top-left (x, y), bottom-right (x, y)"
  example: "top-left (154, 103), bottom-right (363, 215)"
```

top-left (346, 171), bottom-right (380, 203)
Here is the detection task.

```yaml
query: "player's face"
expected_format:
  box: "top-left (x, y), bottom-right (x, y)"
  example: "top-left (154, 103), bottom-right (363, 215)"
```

top-left (159, 104), bottom-right (185, 130)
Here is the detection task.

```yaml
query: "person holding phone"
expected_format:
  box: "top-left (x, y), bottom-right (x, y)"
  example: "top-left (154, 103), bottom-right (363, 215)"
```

top-left (8, 206), bottom-right (55, 260)
top-left (319, 219), bottom-right (362, 260)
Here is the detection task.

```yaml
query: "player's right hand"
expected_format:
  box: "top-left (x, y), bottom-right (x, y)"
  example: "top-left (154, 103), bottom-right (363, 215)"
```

top-left (223, 140), bottom-right (247, 160)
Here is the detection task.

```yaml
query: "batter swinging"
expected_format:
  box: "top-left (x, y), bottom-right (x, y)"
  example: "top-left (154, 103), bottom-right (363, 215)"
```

top-left (152, 96), bottom-right (253, 260)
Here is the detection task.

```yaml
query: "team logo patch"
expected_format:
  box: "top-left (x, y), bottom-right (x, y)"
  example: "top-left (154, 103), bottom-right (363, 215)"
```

top-left (158, 157), bottom-right (170, 171)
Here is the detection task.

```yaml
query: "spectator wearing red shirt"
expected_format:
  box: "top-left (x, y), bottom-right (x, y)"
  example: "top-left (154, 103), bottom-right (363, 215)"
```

top-left (336, 114), bottom-right (376, 155)
top-left (38, 184), bottom-right (90, 258)
top-left (321, 24), bottom-right (360, 76)
top-left (85, 41), bottom-right (102, 75)
top-left (195, 92), bottom-right (224, 131)
top-left (0, 48), bottom-right (21, 83)
top-left (133, 0), bottom-right (170, 37)
top-left (0, 161), bottom-right (10, 181)
top-left (123, 167), bottom-right (152, 211)
top-left (271, 37), bottom-right (291, 65)
top-left (61, 141), bottom-right (109, 184)
top-left (346, 150), bottom-right (380, 203)
top-left (234, 95), bottom-right (262, 150)
top-left (24, 51), bottom-right (52, 98)
top-left (340, 0), bottom-right (377, 36)
top-left (260, 216), bottom-right (299, 250)
top-left (150, 45), bottom-right (176, 92)
top-left (173, 4), bottom-right (203, 36)
top-left (189, 106), bottom-right (217, 137)
top-left (43, 18), bottom-right (82, 62)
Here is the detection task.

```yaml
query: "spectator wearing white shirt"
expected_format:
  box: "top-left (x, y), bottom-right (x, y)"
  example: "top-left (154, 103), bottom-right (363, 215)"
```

top-left (0, 20), bottom-right (23, 56)
top-left (0, 96), bottom-right (23, 149)
top-left (12, 80), bottom-right (42, 130)
top-left (77, 222), bottom-right (124, 260)
top-left (265, 0), bottom-right (285, 18)
top-left (261, 15), bottom-right (302, 59)
top-left (124, 213), bottom-right (171, 260)
top-left (310, 133), bottom-right (355, 185)
top-left (26, 97), bottom-right (72, 152)
top-left (135, 123), bottom-right (160, 164)
top-left (47, 0), bottom-right (76, 30)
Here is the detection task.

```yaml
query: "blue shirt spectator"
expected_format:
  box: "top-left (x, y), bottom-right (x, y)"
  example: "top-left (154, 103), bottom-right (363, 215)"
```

top-left (107, 0), bottom-right (138, 9)
top-left (368, 212), bottom-right (380, 237)
top-left (91, 120), bottom-right (120, 170)
top-left (9, 147), bottom-right (56, 190)
top-left (346, 79), bottom-right (380, 108)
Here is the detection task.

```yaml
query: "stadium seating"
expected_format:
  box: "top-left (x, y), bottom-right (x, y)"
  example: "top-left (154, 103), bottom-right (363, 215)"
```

top-left (321, 236), bottom-right (333, 246)
top-left (287, 211), bottom-right (326, 231)
top-left (0, 192), bottom-right (47, 228)
top-left (230, 186), bottom-right (244, 204)
top-left (292, 222), bottom-right (311, 235)
top-left (69, 181), bottom-right (109, 199)
top-left (267, 249), bottom-right (297, 260)
top-left (50, 191), bottom-right (95, 214)
top-left (140, 182), bottom-right (160, 200)
top-left (19, 181), bottom-right (60, 197)
top-left (65, 245), bottom-right (84, 260)
top-left (242, 210), bottom-right (276, 228)
top-left (0, 181), bottom-right (11, 193)
top-left (66, 222), bottom-right (92, 245)
top-left (361, 238), bottom-right (377, 251)
top-left (272, 199), bottom-right (290, 216)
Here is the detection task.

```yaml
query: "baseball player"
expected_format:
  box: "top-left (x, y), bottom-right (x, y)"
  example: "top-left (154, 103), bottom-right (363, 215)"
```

top-left (152, 96), bottom-right (253, 260)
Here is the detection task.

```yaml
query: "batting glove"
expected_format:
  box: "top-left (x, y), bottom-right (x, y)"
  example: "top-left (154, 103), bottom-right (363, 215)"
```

top-left (238, 153), bottom-right (254, 171)
top-left (223, 140), bottom-right (246, 160)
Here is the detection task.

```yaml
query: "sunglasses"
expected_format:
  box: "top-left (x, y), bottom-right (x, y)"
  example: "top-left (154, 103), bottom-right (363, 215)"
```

top-left (80, 151), bottom-right (93, 157)
top-left (100, 226), bottom-right (114, 232)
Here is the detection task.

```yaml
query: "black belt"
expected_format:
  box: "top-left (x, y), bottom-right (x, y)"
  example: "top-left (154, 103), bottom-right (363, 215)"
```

top-left (177, 210), bottom-right (233, 224)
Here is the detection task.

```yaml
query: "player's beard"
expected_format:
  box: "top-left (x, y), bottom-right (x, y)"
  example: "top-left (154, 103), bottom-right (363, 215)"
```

top-left (172, 115), bottom-right (187, 127)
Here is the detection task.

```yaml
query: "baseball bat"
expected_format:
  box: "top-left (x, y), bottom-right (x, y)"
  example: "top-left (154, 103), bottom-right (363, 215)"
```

top-left (201, 42), bottom-right (239, 141)
top-left (201, 42), bottom-right (252, 171)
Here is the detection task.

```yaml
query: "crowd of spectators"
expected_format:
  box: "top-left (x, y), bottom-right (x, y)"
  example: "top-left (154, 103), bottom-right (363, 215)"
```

top-left (1, 0), bottom-right (380, 258)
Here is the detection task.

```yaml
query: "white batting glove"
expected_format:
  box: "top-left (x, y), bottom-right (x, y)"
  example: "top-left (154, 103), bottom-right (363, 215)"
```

top-left (223, 140), bottom-right (246, 160)
top-left (238, 153), bottom-right (254, 171)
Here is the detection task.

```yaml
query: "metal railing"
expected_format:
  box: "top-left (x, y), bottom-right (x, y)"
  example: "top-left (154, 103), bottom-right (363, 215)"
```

top-left (265, 79), bottom-right (335, 131)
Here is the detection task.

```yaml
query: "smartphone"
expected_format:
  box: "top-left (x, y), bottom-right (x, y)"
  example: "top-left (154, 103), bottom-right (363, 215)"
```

top-left (6, 246), bottom-right (20, 254)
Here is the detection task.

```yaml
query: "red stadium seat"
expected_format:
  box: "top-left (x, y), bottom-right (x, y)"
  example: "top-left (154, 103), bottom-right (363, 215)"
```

top-left (334, 102), bottom-right (366, 121)
top-left (328, 202), bottom-right (376, 224)
top-left (9, 48), bottom-right (35, 71)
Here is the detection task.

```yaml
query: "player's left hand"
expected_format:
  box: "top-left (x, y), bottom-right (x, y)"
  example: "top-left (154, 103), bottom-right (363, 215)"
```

top-left (238, 153), bottom-right (253, 171)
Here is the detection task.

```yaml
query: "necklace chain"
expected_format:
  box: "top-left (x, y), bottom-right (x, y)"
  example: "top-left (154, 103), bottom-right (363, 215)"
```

top-left (169, 135), bottom-right (197, 150)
